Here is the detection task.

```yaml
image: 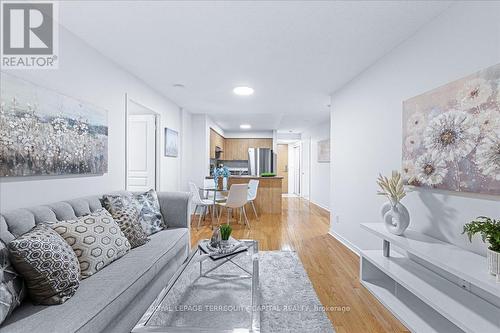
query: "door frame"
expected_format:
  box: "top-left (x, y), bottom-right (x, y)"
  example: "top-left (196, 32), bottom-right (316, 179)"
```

top-left (291, 142), bottom-right (301, 196)
top-left (125, 94), bottom-right (161, 191)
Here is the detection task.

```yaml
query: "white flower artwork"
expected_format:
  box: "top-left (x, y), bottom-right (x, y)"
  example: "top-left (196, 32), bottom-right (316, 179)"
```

top-left (414, 152), bottom-right (447, 186)
top-left (0, 73), bottom-right (108, 177)
top-left (457, 78), bottom-right (493, 110)
top-left (423, 110), bottom-right (479, 162)
top-left (403, 63), bottom-right (500, 195)
top-left (476, 133), bottom-right (500, 181)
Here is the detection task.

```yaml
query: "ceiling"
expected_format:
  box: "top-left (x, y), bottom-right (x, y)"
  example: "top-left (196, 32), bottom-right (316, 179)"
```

top-left (59, 1), bottom-right (452, 133)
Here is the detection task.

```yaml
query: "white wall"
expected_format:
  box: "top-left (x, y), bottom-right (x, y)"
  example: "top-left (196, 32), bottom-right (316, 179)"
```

top-left (0, 25), bottom-right (184, 211)
top-left (330, 1), bottom-right (500, 256)
top-left (180, 109), bottom-right (193, 192)
top-left (302, 121), bottom-right (330, 210)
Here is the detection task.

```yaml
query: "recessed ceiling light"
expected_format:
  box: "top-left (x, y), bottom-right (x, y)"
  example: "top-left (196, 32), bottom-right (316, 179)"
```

top-left (240, 124), bottom-right (251, 129)
top-left (233, 86), bottom-right (254, 96)
top-left (172, 83), bottom-right (185, 88)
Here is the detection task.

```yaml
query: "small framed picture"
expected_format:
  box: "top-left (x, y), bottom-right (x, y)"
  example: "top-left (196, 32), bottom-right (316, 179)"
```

top-left (165, 128), bottom-right (178, 157)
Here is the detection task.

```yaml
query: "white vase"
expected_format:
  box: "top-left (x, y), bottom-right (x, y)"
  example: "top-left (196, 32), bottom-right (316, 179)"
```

top-left (487, 248), bottom-right (500, 282)
top-left (223, 177), bottom-right (228, 190)
top-left (380, 201), bottom-right (410, 235)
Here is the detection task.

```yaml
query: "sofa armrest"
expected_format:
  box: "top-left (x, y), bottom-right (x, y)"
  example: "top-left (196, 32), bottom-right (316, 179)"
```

top-left (157, 191), bottom-right (191, 229)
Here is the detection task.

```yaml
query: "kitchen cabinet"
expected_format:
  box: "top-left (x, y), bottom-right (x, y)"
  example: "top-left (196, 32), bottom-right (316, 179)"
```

top-left (248, 138), bottom-right (273, 149)
top-left (209, 128), bottom-right (225, 159)
top-left (210, 133), bottom-right (273, 160)
top-left (224, 139), bottom-right (249, 160)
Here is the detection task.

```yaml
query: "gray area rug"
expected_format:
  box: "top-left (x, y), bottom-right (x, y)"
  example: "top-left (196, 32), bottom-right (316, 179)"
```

top-left (148, 251), bottom-right (335, 332)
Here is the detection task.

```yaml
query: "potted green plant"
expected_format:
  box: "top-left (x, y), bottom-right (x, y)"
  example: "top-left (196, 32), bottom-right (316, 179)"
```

top-left (219, 224), bottom-right (232, 248)
top-left (463, 216), bottom-right (500, 281)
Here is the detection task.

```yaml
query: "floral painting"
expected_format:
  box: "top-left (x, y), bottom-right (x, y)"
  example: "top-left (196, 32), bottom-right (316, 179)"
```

top-left (402, 63), bottom-right (500, 195)
top-left (0, 73), bottom-right (108, 177)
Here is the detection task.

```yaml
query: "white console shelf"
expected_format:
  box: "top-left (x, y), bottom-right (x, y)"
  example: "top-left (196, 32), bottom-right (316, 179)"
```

top-left (360, 223), bottom-right (500, 333)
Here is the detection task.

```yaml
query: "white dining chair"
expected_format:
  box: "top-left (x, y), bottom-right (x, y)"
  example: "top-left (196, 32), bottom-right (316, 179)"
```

top-left (189, 182), bottom-right (213, 229)
top-left (216, 184), bottom-right (250, 228)
top-left (247, 179), bottom-right (259, 220)
top-left (203, 178), bottom-right (226, 202)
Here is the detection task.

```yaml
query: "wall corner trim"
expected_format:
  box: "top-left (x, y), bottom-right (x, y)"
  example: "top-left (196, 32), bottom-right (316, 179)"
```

top-left (328, 231), bottom-right (360, 257)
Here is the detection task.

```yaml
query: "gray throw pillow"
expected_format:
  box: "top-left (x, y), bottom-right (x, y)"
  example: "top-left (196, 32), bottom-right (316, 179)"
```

top-left (0, 240), bottom-right (25, 324)
top-left (103, 195), bottom-right (149, 248)
top-left (51, 209), bottom-right (131, 279)
top-left (8, 224), bottom-right (80, 305)
top-left (135, 189), bottom-right (165, 235)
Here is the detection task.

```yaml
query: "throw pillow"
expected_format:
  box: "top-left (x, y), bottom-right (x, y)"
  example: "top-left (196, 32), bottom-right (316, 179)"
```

top-left (8, 224), bottom-right (80, 305)
top-left (103, 195), bottom-right (149, 248)
top-left (51, 209), bottom-right (131, 279)
top-left (135, 189), bottom-right (165, 235)
top-left (0, 240), bottom-right (25, 324)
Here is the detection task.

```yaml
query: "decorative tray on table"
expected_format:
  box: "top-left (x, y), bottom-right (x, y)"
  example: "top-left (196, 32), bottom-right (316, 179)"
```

top-left (198, 237), bottom-right (248, 260)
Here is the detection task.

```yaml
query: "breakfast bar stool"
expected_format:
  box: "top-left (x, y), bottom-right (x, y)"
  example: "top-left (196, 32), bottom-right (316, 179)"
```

top-left (216, 184), bottom-right (250, 228)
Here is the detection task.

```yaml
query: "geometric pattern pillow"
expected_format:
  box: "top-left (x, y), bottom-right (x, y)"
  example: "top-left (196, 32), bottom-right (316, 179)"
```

top-left (0, 240), bottom-right (25, 324)
top-left (51, 209), bottom-right (131, 279)
top-left (8, 224), bottom-right (80, 305)
top-left (135, 189), bottom-right (165, 235)
top-left (102, 195), bottom-right (149, 248)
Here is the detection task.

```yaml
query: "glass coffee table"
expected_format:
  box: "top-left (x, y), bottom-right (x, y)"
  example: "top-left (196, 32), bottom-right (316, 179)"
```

top-left (132, 239), bottom-right (260, 333)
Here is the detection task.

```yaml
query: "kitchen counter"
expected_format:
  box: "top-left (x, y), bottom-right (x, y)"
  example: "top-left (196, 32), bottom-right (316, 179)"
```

top-left (206, 176), bottom-right (282, 214)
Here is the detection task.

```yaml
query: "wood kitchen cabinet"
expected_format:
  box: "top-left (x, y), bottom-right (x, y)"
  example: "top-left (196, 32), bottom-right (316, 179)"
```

top-left (248, 138), bottom-right (272, 149)
top-left (209, 128), bottom-right (225, 159)
top-left (224, 139), bottom-right (249, 160)
top-left (210, 132), bottom-right (273, 160)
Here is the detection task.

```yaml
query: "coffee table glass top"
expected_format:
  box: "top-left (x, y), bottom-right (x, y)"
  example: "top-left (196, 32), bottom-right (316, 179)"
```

top-left (133, 239), bottom-right (260, 333)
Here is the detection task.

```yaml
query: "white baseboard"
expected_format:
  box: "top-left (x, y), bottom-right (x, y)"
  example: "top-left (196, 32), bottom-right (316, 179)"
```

top-left (328, 230), bottom-right (360, 256)
top-left (309, 200), bottom-right (330, 212)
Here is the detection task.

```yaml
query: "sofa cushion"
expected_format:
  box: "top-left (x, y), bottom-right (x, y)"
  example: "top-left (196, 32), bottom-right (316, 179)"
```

top-left (50, 209), bottom-right (131, 279)
top-left (8, 224), bottom-right (80, 305)
top-left (0, 240), bottom-right (25, 325)
top-left (0, 228), bottom-right (189, 333)
top-left (102, 195), bottom-right (149, 248)
top-left (135, 189), bottom-right (165, 235)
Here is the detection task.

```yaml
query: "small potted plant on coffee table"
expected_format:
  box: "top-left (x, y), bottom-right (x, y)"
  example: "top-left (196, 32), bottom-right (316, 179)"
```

top-left (219, 224), bottom-right (232, 248)
top-left (463, 216), bottom-right (500, 281)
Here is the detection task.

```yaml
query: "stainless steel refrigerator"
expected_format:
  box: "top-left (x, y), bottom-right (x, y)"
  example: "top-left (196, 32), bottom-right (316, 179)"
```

top-left (248, 148), bottom-right (276, 176)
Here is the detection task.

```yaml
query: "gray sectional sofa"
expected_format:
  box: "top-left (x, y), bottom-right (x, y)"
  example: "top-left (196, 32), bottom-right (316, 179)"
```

top-left (0, 191), bottom-right (191, 333)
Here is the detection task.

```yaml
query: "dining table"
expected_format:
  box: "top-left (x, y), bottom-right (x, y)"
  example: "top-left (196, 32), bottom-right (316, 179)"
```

top-left (199, 185), bottom-right (228, 228)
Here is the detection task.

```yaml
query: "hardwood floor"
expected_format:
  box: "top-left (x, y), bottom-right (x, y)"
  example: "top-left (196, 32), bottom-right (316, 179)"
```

top-left (190, 197), bottom-right (410, 333)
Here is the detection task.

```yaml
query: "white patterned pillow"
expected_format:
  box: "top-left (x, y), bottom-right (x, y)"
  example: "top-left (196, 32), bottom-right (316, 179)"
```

top-left (135, 189), bottom-right (165, 235)
top-left (8, 224), bottom-right (80, 305)
top-left (0, 240), bottom-right (25, 324)
top-left (103, 195), bottom-right (149, 248)
top-left (51, 209), bottom-right (131, 279)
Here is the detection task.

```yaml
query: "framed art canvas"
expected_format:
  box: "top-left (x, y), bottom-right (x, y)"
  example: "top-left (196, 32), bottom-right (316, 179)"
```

top-left (165, 127), bottom-right (178, 157)
top-left (402, 63), bottom-right (500, 195)
top-left (317, 139), bottom-right (330, 163)
top-left (0, 73), bottom-right (108, 177)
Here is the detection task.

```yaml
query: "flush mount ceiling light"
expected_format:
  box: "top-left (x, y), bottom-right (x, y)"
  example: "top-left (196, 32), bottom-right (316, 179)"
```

top-left (233, 86), bottom-right (254, 96)
top-left (240, 124), bottom-right (252, 129)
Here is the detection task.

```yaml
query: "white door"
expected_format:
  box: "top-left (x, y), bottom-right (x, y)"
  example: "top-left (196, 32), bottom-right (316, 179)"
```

top-left (127, 114), bottom-right (156, 191)
top-left (293, 145), bottom-right (301, 195)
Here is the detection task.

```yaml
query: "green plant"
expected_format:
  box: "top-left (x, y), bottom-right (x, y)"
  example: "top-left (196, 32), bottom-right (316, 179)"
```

top-left (219, 224), bottom-right (232, 241)
top-left (376, 170), bottom-right (406, 205)
top-left (260, 172), bottom-right (276, 177)
top-left (463, 217), bottom-right (500, 252)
